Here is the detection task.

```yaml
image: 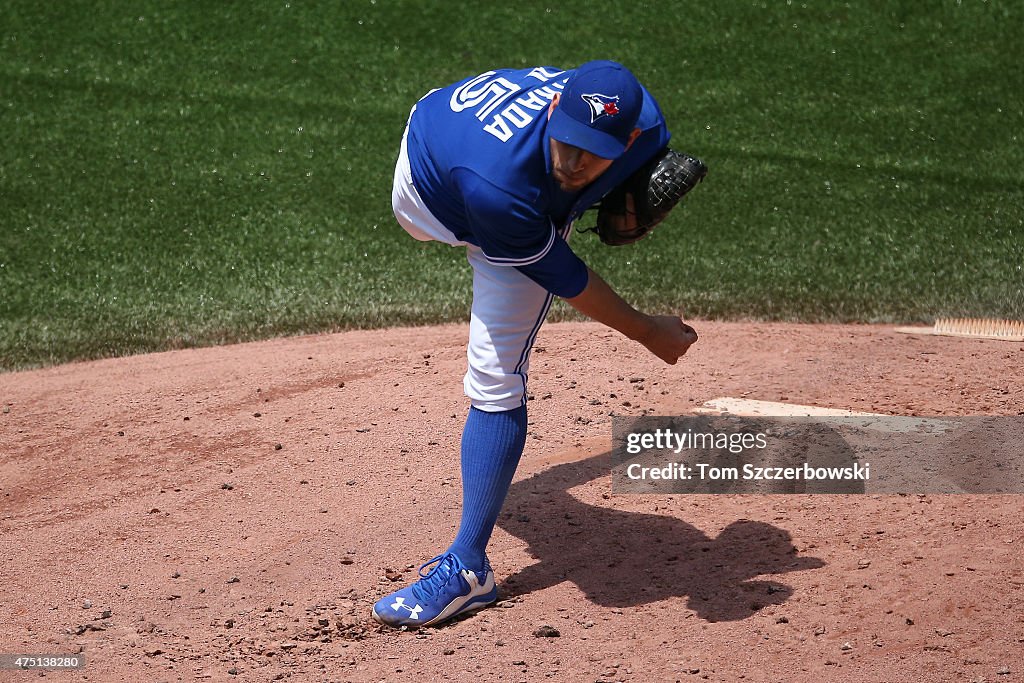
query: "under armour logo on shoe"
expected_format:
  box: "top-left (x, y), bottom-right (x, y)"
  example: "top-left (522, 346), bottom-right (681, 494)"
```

top-left (391, 596), bottom-right (423, 620)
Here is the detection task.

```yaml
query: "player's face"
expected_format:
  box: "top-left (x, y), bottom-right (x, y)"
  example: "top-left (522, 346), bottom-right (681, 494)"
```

top-left (549, 138), bottom-right (614, 192)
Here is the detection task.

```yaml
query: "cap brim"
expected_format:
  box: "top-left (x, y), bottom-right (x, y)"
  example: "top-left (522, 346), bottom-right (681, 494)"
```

top-left (547, 107), bottom-right (627, 160)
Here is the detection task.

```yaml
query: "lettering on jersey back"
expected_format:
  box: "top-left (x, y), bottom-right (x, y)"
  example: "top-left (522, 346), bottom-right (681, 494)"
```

top-left (451, 70), bottom-right (567, 143)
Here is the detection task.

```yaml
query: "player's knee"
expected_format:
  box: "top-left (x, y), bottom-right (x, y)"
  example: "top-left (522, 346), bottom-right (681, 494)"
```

top-left (464, 371), bottom-right (527, 412)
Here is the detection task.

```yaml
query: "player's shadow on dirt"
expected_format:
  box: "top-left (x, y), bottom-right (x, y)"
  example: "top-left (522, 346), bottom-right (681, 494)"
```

top-left (497, 451), bottom-right (825, 622)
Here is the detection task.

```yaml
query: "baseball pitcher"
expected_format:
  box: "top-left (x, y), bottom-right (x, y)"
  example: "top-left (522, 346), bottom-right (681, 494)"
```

top-left (375, 60), bottom-right (706, 628)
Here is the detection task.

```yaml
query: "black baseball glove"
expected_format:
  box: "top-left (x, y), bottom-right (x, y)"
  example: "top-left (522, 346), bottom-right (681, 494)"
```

top-left (584, 148), bottom-right (707, 246)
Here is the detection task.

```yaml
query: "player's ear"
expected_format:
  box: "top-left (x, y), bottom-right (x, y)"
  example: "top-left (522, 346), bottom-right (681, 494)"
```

top-left (547, 93), bottom-right (561, 119)
top-left (624, 127), bottom-right (642, 151)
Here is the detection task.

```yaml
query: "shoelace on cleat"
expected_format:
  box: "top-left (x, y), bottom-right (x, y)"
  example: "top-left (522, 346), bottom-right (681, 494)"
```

top-left (410, 553), bottom-right (460, 602)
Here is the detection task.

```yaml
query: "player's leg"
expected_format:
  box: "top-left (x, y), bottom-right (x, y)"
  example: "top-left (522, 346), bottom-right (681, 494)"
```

top-left (372, 248), bottom-right (553, 628)
top-left (444, 247), bottom-right (554, 571)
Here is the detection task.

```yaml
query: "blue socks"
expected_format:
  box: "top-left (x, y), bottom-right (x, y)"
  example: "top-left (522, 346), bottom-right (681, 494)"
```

top-left (446, 405), bottom-right (527, 572)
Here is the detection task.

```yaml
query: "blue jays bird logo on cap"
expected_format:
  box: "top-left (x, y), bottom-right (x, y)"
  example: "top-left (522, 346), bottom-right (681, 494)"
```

top-left (581, 93), bottom-right (621, 124)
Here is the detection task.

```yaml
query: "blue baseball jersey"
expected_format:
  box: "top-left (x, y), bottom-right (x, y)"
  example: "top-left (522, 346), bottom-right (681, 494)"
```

top-left (406, 66), bottom-right (671, 298)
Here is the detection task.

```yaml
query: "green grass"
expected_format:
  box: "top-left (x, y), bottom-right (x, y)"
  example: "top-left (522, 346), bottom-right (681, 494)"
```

top-left (2, 1), bottom-right (1022, 370)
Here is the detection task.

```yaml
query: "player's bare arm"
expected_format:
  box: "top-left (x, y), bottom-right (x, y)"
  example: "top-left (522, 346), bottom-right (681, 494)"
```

top-left (564, 267), bottom-right (698, 365)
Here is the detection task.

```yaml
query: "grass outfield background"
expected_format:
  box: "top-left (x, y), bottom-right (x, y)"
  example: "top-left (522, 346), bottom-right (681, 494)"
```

top-left (2, 1), bottom-right (1021, 370)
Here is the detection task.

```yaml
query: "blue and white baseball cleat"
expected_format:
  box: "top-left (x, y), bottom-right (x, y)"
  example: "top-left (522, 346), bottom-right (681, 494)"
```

top-left (371, 553), bottom-right (497, 628)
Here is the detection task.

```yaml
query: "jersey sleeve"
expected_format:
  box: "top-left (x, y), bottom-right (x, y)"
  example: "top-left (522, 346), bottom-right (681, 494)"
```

top-left (452, 167), bottom-right (589, 298)
top-left (515, 236), bottom-right (590, 298)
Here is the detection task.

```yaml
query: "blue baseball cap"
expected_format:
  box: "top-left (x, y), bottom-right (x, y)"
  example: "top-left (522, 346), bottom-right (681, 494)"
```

top-left (547, 60), bottom-right (644, 160)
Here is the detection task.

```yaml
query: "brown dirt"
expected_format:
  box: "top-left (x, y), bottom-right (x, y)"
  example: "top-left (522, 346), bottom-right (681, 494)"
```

top-left (1, 321), bottom-right (1022, 683)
